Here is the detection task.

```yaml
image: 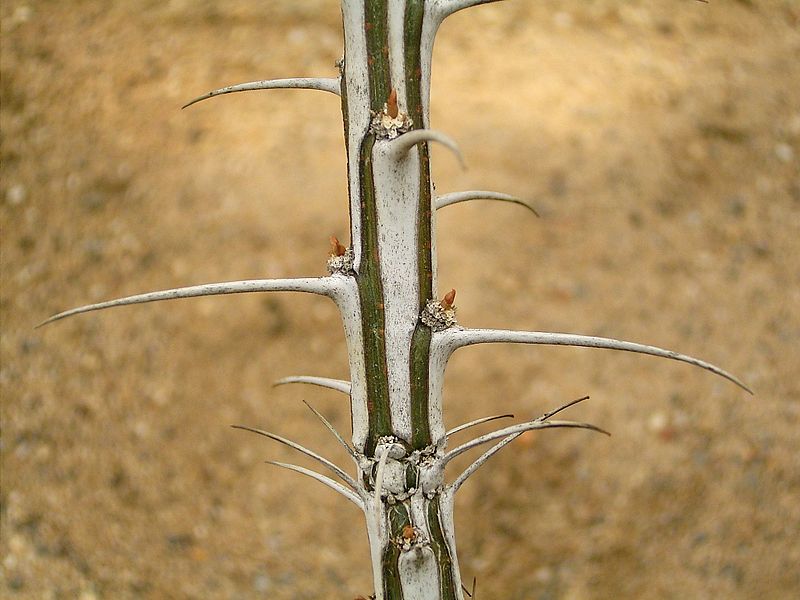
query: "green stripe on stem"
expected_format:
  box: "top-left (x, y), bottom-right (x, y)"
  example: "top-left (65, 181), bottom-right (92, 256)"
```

top-left (382, 503), bottom-right (412, 599)
top-left (405, 0), bottom-right (435, 450)
top-left (365, 0), bottom-right (391, 110)
top-left (358, 135), bottom-right (393, 452)
top-left (427, 496), bottom-right (458, 598)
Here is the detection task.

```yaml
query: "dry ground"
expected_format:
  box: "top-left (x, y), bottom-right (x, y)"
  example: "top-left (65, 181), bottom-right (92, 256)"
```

top-left (2, 1), bottom-right (799, 598)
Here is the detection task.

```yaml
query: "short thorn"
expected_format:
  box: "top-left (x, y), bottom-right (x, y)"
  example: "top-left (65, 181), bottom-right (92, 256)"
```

top-left (330, 235), bottom-right (347, 257)
top-left (540, 395), bottom-right (591, 421)
top-left (387, 88), bottom-right (399, 119)
top-left (441, 289), bottom-right (456, 310)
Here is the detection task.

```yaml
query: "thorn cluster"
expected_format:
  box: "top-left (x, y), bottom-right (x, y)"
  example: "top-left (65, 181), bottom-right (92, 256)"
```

top-left (421, 289), bottom-right (458, 331)
top-left (326, 235), bottom-right (355, 275)
top-left (393, 524), bottom-right (428, 552)
top-left (370, 89), bottom-right (413, 139)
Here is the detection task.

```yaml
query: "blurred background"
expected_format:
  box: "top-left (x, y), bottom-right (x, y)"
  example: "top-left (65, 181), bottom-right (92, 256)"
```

top-left (2, 1), bottom-right (798, 598)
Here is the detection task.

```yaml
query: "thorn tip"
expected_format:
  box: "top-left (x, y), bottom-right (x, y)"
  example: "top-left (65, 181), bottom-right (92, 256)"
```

top-left (387, 89), bottom-right (399, 119)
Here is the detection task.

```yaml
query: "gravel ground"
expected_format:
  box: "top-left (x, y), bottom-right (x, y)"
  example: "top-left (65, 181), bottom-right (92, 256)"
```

top-left (2, 1), bottom-right (799, 598)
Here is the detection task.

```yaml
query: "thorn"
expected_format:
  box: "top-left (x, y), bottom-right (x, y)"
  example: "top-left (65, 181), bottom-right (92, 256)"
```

top-left (37, 277), bottom-right (341, 327)
top-left (446, 413), bottom-right (515, 438)
top-left (330, 235), bottom-right (346, 257)
top-left (386, 129), bottom-right (465, 168)
top-left (436, 328), bottom-right (753, 394)
top-left (402, 524), bottom-right (415, 540)
top-left (441, 289), bottom-right (456, 310)
top-left (435, 190), bottom-right (539, 217)
top-left (273, 375), bottom-right (351, 395)
top-left (387, 88), bottom-right (399, 118)
top-left (540, 395), bottom-right (591, 421)
top-left (180, 77), bottom-right (340, 109)
top-left (461, 577), bottom-right (477, 598)
top-left (263, 460), bottom-right (365, 510)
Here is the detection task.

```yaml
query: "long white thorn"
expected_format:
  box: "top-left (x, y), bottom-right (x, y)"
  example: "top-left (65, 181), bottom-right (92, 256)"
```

top-left (434, 328), bottom-right (752, 394)
top-left (431, 0), bottom-right (507, 21)
top-left (446, 413), bottom-right (515, 438)
top-left (301, 400), bottom-right (360, 465)
top-left (436, 191), bottom-right (539, 217)
top-left (450, 396), bottom-right (591, 493)
top-left (388, 129), bottom-right (465, 169)
top-left (443, 419), bottom-right (610, 467)
top-left (265, 461), bottom-right (365, 511)
top-left (372, 445), bottom-right (392, 517)
top-left (182, 77), bottom-right (341, 109)
top-left (273, 376), bottom-right (352, 395)
top-left (38, 277), bottom-right (341, 327)
top-left (232, 425), bottom-right (358, 491)
top-left (450, 431), bottom-right (521, 494)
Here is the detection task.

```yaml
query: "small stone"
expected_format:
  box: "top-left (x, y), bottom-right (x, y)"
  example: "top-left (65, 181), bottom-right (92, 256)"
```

top-left (253, 573), bottom-right (271, 593)
top-left (775, 143), bottom-right (794, 163)
top-left (553, 12), bottom-right (573, 29)
top-left (7, 184), bottom-right (27, 205)
top-left (648, 412), bottom-right (667, 433)
top-left (11, 6), bottom-right (32, 25)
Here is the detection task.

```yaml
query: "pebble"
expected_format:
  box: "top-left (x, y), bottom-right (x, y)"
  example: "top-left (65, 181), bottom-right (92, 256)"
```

top-left (7, 184), bottom-right (27, 205)
top-left (253, 573), bottom-right (271, 593)
top-left (775, 143), bottom-right (794, 163)
top-left (553, 12), bottom-right (573, 29)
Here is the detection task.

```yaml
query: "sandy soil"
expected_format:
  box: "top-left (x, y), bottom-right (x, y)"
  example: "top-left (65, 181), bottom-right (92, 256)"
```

top-left (2, 1), bottom-right (799, 598)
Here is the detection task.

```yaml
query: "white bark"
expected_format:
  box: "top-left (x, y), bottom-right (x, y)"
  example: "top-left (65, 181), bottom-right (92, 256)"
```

top-left (340, 1), bottom-right (369, 270)
top-left (372, 140), bottom-right (424, 442)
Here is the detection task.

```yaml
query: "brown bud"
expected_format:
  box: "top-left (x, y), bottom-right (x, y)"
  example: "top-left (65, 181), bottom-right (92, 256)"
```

top-left (441, 289), bottom-right (456, 310)
top-left (387, 88), bottom-right (399, 119)
top-left (330, 235), bottom-right (346, 257)
top-left (402, 524), bottom-right (415, 540)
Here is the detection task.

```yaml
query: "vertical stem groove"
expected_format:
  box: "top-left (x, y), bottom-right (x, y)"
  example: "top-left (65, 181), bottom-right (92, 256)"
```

top-left (427, 496), bottom-right (457, 598)
top-left (358, 135), bottom-right (393, 452)
top-left (405, 0), bottom-right (436, 451)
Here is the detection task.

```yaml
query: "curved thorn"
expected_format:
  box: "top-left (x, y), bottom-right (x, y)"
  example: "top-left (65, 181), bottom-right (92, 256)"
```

top-left (301, 400), bottom-right (360, 464)
top-left (373, 445), bottom-right (392, 515)
top-left (388, 129), bottom-right (465, 169)
top-left (38, 277), bottom-right (341, 327)
top-left (443, 419), bottom-right (610, 466)
top-left (182, 77), bottom-right (340, 109)
top-left (232, 425), bottom-right (358, 491)
top-left (435, 328), bottom-right (752, 394)
top-left (436, 191), bottom-right (539, 217)
top-left (446, 413), bottom-right (514, 438)
top-left (540, 395), bottom-right (591, 421)
top-left (273, 376), bottom-right (352, 395)
top-left (450, 396), bottom-right (592, 493)
top-left (431, 0), bottom-right (508, 20)
top-left (265, 460), bottom-right (364, 510)
top-left (450, 431), bottom-right (522, 493)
